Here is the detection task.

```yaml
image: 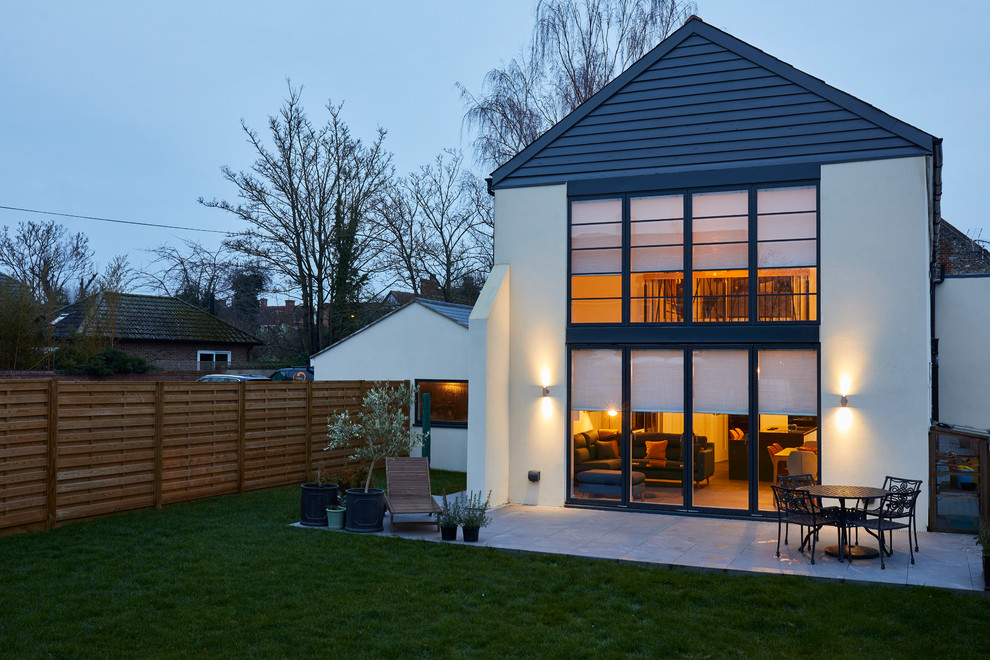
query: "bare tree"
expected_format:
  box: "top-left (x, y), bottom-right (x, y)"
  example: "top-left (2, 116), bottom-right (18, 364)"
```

top-left (0, 220), bottom-right (95, 310)
top-left (201, 84), bottom-right (393, 352)
top-left (378, 150), bottom-right (491, 303)
top-left (460, 0), bottom-right (696, 168)
top-left (144, 238), bottom-right (241, 310)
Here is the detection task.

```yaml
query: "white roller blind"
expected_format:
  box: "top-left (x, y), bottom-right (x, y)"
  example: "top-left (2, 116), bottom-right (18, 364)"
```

top-left (693, 350), bottom-right (748, 414)
top-left (572, 199), bottom-right (621, 224)
top-left (758, 350), bottom-right (818, 414)
top-left (571, 349), bottom-right (622, 411)
top-left (631, 351), bottom-right (683, 412)
top-left (631, 195), bottom-right (683, 221)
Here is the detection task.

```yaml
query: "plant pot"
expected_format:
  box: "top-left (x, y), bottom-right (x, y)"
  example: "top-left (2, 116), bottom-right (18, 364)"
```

top-left (300, 483), bottom-right (339, 527)
top-left (344, 488), bottom-right (386, 533)
top-left (983, 554), bottom-right (990, 591)
top-left (440, 525), bottom-right (458, 541)
top-left (462, 525), bottom-right (480, 543)
top-left (326, 507), bottom-right (346, 530)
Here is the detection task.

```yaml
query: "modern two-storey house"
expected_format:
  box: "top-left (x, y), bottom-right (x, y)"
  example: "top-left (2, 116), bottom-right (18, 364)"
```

top-left (468, 16), bottom-right (943, 520)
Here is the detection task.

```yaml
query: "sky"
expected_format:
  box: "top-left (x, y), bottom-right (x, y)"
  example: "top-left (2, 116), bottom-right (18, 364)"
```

top-left (1, 0), bottom-right (988, 296)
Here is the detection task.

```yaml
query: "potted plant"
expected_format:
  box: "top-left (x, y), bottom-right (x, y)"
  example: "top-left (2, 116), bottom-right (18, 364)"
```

top-left (976, 520), bottom-right (990, 591)
top-left (299, 463), bottom-right (338, 527)
top-left (459, 490), bottom-right (492, 543)
top-left (438, 494), bottom-right (461, 541)
top-left (325, 383), bottom-right (424, 533)
top-left (326, 491), bottom-right (346, 530)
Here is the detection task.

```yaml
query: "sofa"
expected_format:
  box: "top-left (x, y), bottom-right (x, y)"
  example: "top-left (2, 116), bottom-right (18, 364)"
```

top-left (572, 429), bottom-right (715, 489)
top-left (630, 431), bottom-right (715, 486)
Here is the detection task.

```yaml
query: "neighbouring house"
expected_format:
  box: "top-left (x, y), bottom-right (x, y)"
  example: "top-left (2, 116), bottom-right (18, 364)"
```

top-left (311, 298), bottom-right (471, 472)
top-left (468, 16), bottom-right (964, 525)
top-left (51, 292), bottom-right (262, 371)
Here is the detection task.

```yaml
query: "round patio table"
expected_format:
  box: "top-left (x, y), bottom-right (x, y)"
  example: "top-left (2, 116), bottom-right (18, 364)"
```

top-left (801, 484), bottom-right (888, 561)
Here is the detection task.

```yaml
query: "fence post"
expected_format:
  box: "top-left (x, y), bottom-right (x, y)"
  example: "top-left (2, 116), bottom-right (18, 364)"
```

top-left (46, 378), bottom-right (58, 530)
top-left (237, 381), bottom-right (246, 493)
top-left (305, 381), bottom-right (313, 481)
top-left (154, 382), bottom-right (164, 509)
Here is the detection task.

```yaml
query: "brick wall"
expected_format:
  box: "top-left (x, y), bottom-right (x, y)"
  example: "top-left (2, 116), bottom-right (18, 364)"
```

top-left (116, 340), bottom-right (253, 363)
top-left (938, 221), bottom-right (990, 275)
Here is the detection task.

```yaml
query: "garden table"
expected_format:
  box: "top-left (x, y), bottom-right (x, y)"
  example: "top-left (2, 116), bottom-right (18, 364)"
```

top-left (800, 484), bottom-right (888, 561)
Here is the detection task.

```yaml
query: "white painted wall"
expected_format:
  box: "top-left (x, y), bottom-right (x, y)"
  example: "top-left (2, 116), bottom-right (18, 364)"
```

top-left (819, 156), bottom-right (932, 515)
top-left (311, 302), bottom-right (469, 471)
top-left (480, 184), bottom-right (569, 506)
top-left (467, 265), bottom-right (511, 504)
top-left (935, 275), bottom-right (990, 429)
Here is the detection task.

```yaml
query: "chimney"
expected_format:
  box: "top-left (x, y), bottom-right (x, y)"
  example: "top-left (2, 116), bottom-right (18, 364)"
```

top-left (285, 300), bottom-right (295, 310)
top-left (259, 298), bottom-right (268, 308)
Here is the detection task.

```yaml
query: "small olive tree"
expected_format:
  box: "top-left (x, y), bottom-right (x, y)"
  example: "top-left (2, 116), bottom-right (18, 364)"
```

top-left (325, 383), bottom-right (424, 492)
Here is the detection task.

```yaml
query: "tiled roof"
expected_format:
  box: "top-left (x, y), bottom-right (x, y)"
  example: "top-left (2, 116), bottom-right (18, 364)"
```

top-left (416, 298), bottom-right (472, 328)
top-left (50, 293), bottom-right (261, 344)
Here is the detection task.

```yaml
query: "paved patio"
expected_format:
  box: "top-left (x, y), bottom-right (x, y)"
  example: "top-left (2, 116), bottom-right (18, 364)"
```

top-left (385, 503), bottom-right (985, 593)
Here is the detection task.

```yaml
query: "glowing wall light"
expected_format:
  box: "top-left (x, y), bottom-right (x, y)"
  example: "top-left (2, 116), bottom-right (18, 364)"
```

top-left (540, 368), bottom-right (552, 418)
top-left (836, 375), bottom-right (852, 432)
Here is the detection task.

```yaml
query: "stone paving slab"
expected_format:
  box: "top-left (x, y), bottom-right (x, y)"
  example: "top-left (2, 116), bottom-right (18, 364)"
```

top-left (372, 503), bottom-right (985, 593)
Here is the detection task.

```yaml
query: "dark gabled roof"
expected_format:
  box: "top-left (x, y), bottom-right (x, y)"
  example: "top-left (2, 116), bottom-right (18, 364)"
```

top-left (51, 292), bottom-right (261, 345)
top-left (311, 297), bottom-right (471, 358)
top-left (415, 298), bottom-right (472, 328)
top-left (491, 16), bottom-right (938, 189)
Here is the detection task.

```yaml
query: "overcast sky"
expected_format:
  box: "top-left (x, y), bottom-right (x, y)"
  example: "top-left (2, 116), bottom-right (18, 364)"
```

top-left (1, 0), bottom-right (987, 295)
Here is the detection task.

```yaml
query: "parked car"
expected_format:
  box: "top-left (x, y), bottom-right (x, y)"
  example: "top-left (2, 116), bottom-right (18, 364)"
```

top-left (270, 366), bottom-right (314, 381)
top-left (196, 374), bottom-right (270, 382)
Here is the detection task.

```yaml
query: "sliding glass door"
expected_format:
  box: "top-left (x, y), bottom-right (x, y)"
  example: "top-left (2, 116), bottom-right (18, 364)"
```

top-left (569, 346), bottom-right (819, 514)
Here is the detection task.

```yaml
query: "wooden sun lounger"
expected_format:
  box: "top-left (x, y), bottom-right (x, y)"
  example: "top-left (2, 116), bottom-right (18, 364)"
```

top-left (384, 457), bottom-right (441, 534)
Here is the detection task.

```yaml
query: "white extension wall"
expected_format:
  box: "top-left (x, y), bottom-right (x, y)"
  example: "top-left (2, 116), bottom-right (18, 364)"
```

top-left (469, 184), bottom-right (569, 506)
top-left (819, 156), bottom-right (933, 515)
top-left (311, 303), bottom-right (469, 472)
top-left (935, 275), bottom-right (990, 429)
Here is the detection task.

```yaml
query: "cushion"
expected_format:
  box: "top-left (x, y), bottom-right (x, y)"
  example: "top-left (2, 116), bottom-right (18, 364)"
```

top-left (595, 441), bottom-right (618, 460)
top-left (584, 429), bottom-right (600, 444)
top-left (574, 447), bottom-right (591, 464)
top-left (645, 440), bottom-right (668, 460)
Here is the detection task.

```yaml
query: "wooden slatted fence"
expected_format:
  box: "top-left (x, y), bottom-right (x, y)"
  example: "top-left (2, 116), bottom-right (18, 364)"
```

top-left (0, 379), bottom-right (402, 536)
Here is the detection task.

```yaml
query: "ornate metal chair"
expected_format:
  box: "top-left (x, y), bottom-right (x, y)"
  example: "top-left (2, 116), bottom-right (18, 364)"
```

top-left (859, 476), bottom-right (922, 553)
top-left (851, 489), bottom-right (920, 569)
top-left (771, 485), bottom-right (838, 565)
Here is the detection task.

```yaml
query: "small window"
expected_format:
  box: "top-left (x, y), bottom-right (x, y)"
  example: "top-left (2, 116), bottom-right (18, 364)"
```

top-left (197, 351), bottom-right (231, 370)
top-left (415, 380), bottom-right (468, 427)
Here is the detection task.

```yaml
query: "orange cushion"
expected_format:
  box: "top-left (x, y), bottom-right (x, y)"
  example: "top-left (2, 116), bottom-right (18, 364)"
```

top-left (645, 440), bottom-right (668, 460)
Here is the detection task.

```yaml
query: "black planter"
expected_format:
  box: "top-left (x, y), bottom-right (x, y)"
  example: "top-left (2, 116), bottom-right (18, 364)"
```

top-left (344, 488), bottom-right (386, 533)
top-left (462, 525), bottom-right (480, 543)
top-left (300, 483), bottom-right (339, 527)
top-left (984, 554), bottom-right (989, 591)
top-left (440, 525), bottom-right (458, 541)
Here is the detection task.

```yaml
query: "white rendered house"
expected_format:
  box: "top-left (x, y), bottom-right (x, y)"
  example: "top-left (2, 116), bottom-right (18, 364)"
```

top-left (312, 299), bottom-right (471, 472)
top-left (468, 17), bottom-right (945, 520)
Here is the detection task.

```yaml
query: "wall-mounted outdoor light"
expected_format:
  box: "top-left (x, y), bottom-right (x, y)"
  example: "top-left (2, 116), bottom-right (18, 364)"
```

top-left (836, 375), bottom-right (852, 432)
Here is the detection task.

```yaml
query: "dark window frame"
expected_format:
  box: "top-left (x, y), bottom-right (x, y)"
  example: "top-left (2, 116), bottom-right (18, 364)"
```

top-left (567, 179), bottom-right (820, 329)
top-left (414, 379), bottom-right (469, 428)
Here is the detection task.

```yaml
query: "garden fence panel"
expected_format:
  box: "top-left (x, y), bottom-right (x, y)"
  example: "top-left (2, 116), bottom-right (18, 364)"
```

top-left (0, 379), bottom-right (407, 537)
top-left (0, 380), bottom-right (50, 534)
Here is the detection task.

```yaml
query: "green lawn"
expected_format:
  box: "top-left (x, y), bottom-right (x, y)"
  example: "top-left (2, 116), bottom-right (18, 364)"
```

top-left (1, 484), bottom-right (987, 659)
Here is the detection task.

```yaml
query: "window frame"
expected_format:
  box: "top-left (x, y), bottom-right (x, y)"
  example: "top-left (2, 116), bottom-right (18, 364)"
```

top-left (567, 180), bottom-right (820, 330)
top-left (414, 379), bottom-right (469, 428)
top-left (197, 350), bottom-right (231, 370)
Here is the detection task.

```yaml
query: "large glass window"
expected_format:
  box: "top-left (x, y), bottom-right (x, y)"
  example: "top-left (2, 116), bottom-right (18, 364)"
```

top-left (570, 199), bottom-right (622, 323)
top-left (757, 187), bottom-right (818, 321)
top-left (415, 380), bottom-right (468, 426)
top-left (630, 350), bottom-right (684, 505)
top-left (631, 196), bottom-right (684, 323)
top-left (692, 191), bottom-right (749, 322)
top-left (571, 349), bottom-right (623, 500)
top-left (569, 184), bottom-right (818, 325)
